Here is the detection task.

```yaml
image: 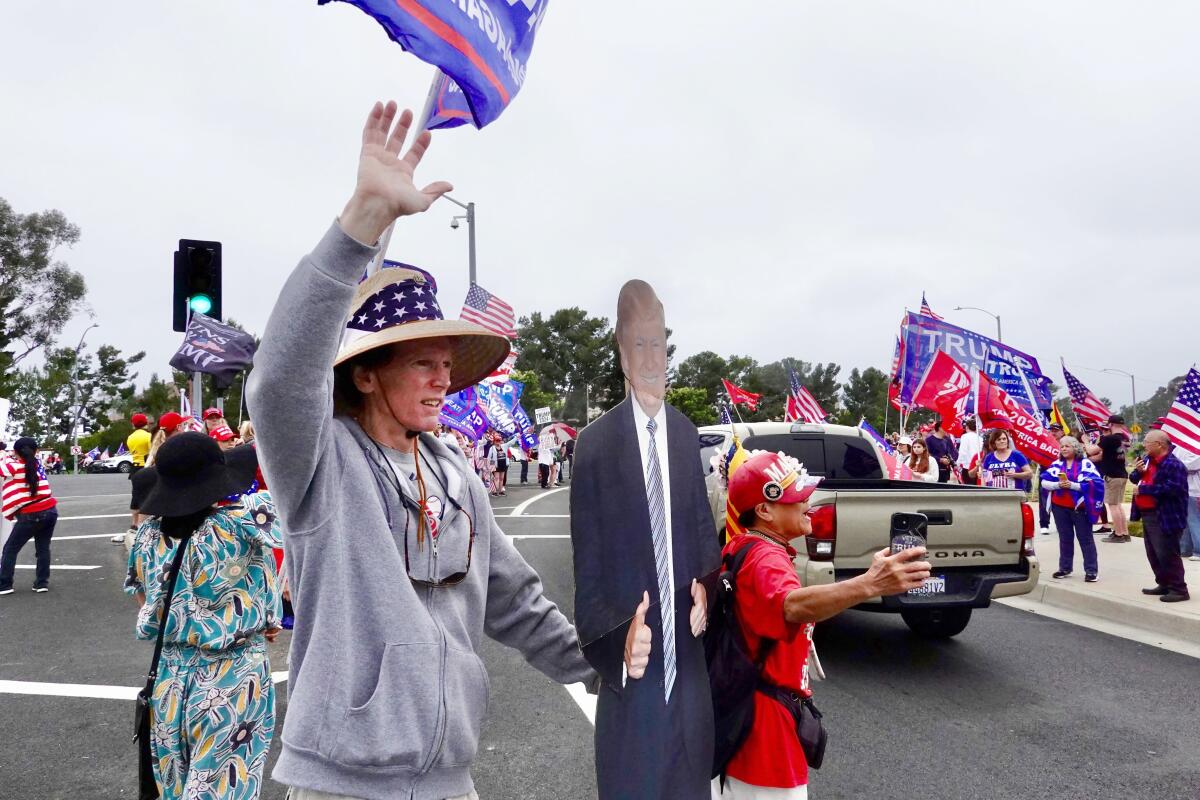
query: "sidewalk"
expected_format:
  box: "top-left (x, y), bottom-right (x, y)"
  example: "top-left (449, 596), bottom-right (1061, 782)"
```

top-left (1009, 524), bottom-right (1200, 645)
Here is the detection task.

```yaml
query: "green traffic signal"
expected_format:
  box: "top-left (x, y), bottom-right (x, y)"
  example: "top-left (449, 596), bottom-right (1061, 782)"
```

top-left (189, 294), bottom-right (213, 314)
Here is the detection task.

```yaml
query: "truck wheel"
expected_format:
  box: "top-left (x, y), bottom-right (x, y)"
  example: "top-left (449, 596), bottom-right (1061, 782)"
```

top-left (900, 607), bottom-right (972, 638)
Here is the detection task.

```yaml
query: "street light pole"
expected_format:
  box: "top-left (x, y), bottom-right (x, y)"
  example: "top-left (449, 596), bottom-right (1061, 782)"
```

top-left (446, 195), bottom-right (477, 286)
top-left (69, 323), bottom-right (99, 474)
top-left (1102, 368), bottom-right (1138, 437)
top-left (954, 306), bottom-right (1002, 342)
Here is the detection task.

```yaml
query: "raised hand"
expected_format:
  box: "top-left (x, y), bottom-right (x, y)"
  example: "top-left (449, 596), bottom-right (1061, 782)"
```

top-left (624, 591), bottom-right (653, 680)
top-left (339, 101), bottom-right (454, 245)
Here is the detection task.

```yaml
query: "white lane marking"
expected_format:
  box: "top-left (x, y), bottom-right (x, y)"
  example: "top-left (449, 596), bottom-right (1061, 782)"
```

top-left (14, 564), bottom-right (101, 570)
top-left (508, 487), bottom-right (567, 517)
top-left (502, 514), bottom-right (568, 519)
top-left (508, 534), bottom-right (570, 540)
top-left (564, 682), bottom-right (596, 725)
top-left (57, 513), bottom-right (130, 521)
top-left (0, 672), bottom-right (289, 700)
top-left (53, 494), bottom-right (132, 500)
top-left (53, 533), bottom-right (125, 541)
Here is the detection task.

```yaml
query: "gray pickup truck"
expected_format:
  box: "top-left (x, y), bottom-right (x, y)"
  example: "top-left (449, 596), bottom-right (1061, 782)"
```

top-left (700, 421), bottom-right (1039, 638)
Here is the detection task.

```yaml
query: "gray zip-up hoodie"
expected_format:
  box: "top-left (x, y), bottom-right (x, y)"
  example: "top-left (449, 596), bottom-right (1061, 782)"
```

top-left (246, 223), bottom-right (595, 800)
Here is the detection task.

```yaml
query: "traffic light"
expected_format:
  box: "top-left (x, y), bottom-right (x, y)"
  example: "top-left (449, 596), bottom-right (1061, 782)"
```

top-left (173, 239), bottom-right (222, 331)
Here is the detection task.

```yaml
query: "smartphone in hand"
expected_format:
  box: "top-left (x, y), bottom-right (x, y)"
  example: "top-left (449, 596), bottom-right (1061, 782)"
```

top-left (890, 512), bottom-right (929, 554)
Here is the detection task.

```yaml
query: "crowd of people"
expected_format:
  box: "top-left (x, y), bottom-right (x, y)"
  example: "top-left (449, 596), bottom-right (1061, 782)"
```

top-left (885, 411), bottom-right (1195, 601)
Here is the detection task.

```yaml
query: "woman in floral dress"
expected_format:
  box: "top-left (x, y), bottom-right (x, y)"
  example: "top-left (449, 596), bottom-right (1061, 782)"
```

top-left (125, 432), bottom-right (283, 799)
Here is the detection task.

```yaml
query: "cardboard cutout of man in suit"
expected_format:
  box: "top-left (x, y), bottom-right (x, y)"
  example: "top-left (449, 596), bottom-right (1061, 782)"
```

top-left (571, 280), bottom-right (722, 799)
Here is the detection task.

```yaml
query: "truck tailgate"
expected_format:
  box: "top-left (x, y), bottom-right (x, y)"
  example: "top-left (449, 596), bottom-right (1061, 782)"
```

top-left (825, 487), bottom-right (1026, 570)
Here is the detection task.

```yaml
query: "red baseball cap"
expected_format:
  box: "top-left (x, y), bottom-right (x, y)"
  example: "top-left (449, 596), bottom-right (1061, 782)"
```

top-left (130, 412), bottom-right (148, 427)
top-left (202, 407), bottom-right (224, 420)
top-left (728, 451), bottom-right (821, 517)
top-left (158, 412), bottom-right (185, 433)
top-left (209, 424), bottom-right (236, 442)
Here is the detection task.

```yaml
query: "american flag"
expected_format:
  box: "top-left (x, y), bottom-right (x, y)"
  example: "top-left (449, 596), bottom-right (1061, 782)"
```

top-left (1160, 367), bottom-right (1200, 455)
top-left (718, 402), bottom-right (733, 426)
top-left (786, 366), bottom-right (827, 423)
top-left (1062, 365), bottom-right (1112, 425)
top-left (919, 292), bottom-right (944, 320)
top-left (461, 284), bottom-right (516, 338)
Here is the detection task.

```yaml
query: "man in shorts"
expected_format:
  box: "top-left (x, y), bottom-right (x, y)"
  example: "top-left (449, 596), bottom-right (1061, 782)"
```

top-left (1098, 414), bottom-right (1132, 543)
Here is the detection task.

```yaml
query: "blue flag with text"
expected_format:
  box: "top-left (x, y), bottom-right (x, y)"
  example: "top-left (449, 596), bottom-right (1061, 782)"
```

top-left (320, 0), bottom-right (550, 128)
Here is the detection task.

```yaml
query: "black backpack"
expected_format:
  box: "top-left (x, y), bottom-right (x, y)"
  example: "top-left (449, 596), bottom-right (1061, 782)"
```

top-left (706, 536), bottom-right (774, 781)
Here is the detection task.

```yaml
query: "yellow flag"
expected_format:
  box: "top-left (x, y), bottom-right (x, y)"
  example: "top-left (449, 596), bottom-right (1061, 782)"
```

top-left (1050, 402), bottom-right (1071, 435)
top-left (723, 435), bottom-right (750, 543)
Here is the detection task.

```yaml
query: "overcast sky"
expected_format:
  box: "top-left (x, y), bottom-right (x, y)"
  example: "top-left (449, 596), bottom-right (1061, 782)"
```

top-left (4, 2), bottom-right (1198, 407)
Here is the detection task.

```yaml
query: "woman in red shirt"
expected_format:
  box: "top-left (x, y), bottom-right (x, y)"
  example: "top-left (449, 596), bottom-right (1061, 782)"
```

top-left (0, 437), bottom-right (59, 594)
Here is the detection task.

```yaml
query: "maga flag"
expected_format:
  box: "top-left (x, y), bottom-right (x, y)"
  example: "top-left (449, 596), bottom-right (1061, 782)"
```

top-left (911, 350), bottom-right (971, 435)
top-left (423, 70), bottom-right (475, 131)
top-left (976, 372), bottom-right (1059, 467)
top-left (321, 0), bottom-right (549, 128)
top-left (722, 379), bottom-right (761, 411)
top-left (169, 313), bottom-right (257, 389)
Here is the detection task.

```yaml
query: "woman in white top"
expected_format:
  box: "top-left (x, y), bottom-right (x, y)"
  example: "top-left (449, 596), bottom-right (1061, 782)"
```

top-left (907, 439), bottom-right (940, 483)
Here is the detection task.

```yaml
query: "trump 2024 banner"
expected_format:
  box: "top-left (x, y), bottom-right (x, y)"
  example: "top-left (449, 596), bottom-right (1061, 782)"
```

top-left (321, 0), bottom-right (549, 128)
top-left (899, 312), bottom-right (1051, 413)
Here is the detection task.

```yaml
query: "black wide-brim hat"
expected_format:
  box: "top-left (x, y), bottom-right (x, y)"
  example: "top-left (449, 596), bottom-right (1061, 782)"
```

top-left (139, 432), bottom-right (258, 517)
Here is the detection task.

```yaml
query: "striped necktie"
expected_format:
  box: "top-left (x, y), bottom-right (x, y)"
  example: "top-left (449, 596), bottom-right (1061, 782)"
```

top-left (645, 417), bottom-right (675, 701)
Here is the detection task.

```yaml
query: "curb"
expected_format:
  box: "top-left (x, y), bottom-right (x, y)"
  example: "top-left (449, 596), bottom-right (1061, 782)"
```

top-left (1023, 579), bottom-right (1200, 643)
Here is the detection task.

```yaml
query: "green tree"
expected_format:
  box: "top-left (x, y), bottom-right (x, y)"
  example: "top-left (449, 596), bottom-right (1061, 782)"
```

top-left (7, 342), bottom-right (145, 454)
top-left (665, 386), bottom-right (717, 427)
top-left (514, 308), bottom-right (615, 403)
top-left (837, 367), bottom-right (890, 431)
top-left (0, 198), bottom-right (87, 393)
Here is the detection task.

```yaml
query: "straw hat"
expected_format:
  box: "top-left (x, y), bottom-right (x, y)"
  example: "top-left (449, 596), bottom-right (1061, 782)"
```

top-left (334, 265), bottom-right (510, 394)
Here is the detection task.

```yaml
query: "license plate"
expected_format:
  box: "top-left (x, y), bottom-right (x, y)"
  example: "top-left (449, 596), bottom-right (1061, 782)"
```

top-left (908, 576), bottom-right (946, 596)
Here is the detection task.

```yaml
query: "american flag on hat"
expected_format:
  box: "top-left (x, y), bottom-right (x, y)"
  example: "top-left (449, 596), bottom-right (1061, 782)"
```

top-left (1159, 367), bottom-right (1200, 455)
top-left (461, 284), bottom-right (516, 338)
top-left (786, 366), bottom-right (827, 423)
top-left (1061, 364), bottom-right (1112, 425)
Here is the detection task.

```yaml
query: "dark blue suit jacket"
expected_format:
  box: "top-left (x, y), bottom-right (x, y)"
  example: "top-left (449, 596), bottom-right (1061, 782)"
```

top-left (571, 397), bottom-right (721, 799)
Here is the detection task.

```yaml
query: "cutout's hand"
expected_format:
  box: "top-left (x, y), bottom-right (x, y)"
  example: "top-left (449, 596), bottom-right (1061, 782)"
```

top-left (624, 591), bottom-right (652, 679)
top-left (689, 578), bottom-right (707, 637)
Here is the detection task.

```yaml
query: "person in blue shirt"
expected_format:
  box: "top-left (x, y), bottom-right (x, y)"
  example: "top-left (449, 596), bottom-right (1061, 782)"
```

top-left (981, 429), bottom-right (1033, 491)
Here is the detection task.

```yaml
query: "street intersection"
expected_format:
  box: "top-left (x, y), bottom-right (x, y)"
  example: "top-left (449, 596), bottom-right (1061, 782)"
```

top-left (1, 474), bottom-right (1198, 799)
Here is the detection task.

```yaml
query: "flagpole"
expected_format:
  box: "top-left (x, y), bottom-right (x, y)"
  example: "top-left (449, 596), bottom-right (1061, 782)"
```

top-left (897, 314), bottom-right (912, 432)
top-left (724, 388), bottom-right (746, 425)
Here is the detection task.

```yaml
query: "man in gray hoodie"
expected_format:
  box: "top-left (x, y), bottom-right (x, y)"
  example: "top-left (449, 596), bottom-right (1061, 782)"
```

top-left (247, 101), bottom-right (597, 800)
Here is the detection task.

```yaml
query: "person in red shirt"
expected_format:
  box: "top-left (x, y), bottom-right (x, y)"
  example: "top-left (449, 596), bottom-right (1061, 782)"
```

top-left (0, 437), bottom-right (59, 594)
top-left (716, 451), bottom-right (932, 798)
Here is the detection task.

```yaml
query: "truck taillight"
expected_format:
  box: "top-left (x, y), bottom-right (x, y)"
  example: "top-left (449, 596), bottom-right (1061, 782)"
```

top-left (807, 505), bottom-right (836, 561)
top-left (1020, 503), bottom-right (1035, 557)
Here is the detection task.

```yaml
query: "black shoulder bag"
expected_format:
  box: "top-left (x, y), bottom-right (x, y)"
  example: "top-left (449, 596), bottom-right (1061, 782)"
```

top-left (133, 535), bottom-right (191, 800)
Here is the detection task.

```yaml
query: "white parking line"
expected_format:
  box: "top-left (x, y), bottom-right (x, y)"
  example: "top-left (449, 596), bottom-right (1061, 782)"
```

top-left (501, 514), bottom-right (569, 519)
top-left (508, 488), bottom-right (567, 517)
top-left (14, 564), bottom-right (101, 570)
top-left (0, 672), bottom-right (290, 700)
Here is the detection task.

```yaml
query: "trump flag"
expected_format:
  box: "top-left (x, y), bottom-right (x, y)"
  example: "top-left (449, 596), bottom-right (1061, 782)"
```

top-left (976, 372), bottom-right (1059, 467)
top-left (321, 0), bottom-right (550, 128)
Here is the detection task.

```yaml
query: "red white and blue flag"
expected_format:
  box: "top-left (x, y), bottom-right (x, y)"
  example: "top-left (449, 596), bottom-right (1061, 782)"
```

top-left (785, 367), bottom-right (827, 423)
top-left (423, 70), bottom-right (475, 131)
top-left (722, 379), bottom-right (761, 411)
top-left (1062, 365), bottom-right (1112, 425)
top-left (321, 0), bottom-right (549, 128)
top-left (919, 292), bottom-right (943, 320)
top-left (1160, 368), bottom-right (1200, 455)
top-left (460, 284), bottom-right (516, 338)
